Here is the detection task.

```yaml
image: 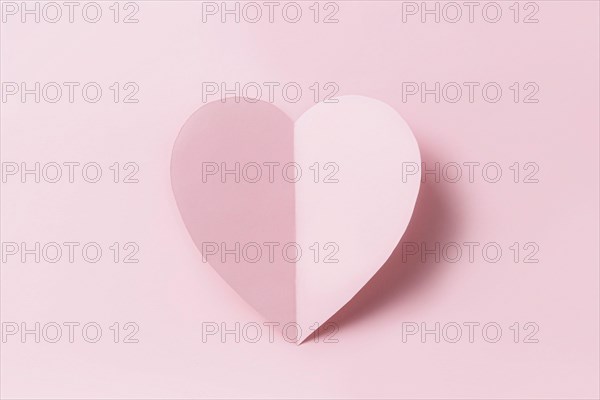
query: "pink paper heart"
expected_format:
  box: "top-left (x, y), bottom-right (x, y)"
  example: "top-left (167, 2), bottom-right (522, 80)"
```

top-left (171, 95), bottom-right (420, 343)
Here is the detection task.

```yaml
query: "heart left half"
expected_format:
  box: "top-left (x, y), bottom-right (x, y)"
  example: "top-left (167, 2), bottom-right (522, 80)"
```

top-left (171, 99), bottom-right (297, 326)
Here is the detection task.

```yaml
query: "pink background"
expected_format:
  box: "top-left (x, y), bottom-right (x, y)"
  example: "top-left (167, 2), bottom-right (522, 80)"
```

top-left (1, 1), bottom-right (599, 398)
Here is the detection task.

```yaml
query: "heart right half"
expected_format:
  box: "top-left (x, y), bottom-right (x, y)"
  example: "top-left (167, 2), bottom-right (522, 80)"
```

top-left (171, 95), bottom-right (421, 343)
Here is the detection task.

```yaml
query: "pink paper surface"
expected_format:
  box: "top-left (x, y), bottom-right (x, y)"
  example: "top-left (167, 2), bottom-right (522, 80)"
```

top-left (1, 1), bottom-right (599, 399)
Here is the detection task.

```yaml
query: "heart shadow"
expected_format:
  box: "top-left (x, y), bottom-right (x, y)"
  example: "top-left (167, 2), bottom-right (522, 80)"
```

top-left (303, 145), bottom-right (460, 342)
